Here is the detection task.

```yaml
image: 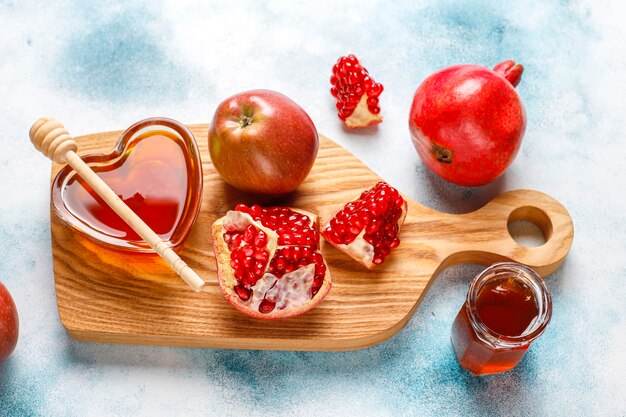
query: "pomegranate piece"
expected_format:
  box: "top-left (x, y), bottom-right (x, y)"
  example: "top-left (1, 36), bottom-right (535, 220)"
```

top-left (212, 205), bottom-right (331, 319)
top-left (322, 182), bottom-right (407, 269)
top-left (330, 54), bottom-right (383, 128)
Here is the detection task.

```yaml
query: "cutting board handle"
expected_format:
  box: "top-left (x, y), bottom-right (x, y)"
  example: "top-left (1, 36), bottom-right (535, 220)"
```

top-left (436, 189), bottom-right (574, 276)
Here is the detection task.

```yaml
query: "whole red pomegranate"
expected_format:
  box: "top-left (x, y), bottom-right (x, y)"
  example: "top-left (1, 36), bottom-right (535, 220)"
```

top-left (409, 60), bottom-right (526, 186)
top-left (209, 90), bottom-right (319, 195)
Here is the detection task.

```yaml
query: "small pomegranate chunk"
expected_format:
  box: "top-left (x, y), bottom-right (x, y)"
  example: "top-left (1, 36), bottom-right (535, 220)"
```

top-left (322, 182), bottom-right (407, 269)
top-left (330, 54), bottom-right (383, 128)
top-left (212, 205), bottom-right (331, 319)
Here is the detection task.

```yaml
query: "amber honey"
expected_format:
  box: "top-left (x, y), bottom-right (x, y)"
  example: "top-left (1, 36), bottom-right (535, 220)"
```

top-left (52, 118), bottom-right (203, 252)
top-left (451, 263), bottom-right (552, 376)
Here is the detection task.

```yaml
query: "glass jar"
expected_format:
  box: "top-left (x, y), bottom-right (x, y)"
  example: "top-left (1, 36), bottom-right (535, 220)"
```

top-left (51, 117), bottom-right (203, 252)
top-left (451, 262), bottom-right (552, 375)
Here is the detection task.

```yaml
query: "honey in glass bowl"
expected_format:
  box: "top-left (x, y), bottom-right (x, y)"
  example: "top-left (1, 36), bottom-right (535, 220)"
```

top-left (51, 118), bottom-right (203, 253)
top-left (451, 262), bottom-right (552, 375)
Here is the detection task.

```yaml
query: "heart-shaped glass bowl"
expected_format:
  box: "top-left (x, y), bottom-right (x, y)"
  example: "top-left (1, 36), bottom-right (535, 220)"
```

top-left (51, 117), bottom-right (203, 253)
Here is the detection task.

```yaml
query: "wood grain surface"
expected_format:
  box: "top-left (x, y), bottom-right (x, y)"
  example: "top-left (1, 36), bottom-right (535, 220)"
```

top-left (50, 124), bottom-right (574, 351)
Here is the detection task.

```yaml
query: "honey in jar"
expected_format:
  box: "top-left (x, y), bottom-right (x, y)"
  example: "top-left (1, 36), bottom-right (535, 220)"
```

top-left (51, 118), bottom-right (203, 252)
top-left (451, 262), bottom-right (552, 375)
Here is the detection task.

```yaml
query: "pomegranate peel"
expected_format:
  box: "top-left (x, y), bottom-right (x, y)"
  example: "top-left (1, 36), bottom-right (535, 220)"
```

top-left (212, 205), bottom-right (331, 319)
top-left (331, 54), bottom-right (383, 128)
top-left (322, 182), bottom-right (407, 269)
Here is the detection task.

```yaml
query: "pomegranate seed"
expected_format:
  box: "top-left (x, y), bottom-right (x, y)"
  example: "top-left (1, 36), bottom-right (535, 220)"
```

top-left (369, 83), bottom-right (383, 97)
top-left (234, 285), bottom-right (252, 301)
top-left (366, 97), bottom-right (378, 107)
top-left (234, 268), bottom-right (244, 280)
top-left (254, 249), bottom-right (268, 263)
top-left (255, 231), bottom-right (267, 247)
top-left (243, 225), bottom-right (256, 243)
top-left (258, 299), bottom-right (276, 314)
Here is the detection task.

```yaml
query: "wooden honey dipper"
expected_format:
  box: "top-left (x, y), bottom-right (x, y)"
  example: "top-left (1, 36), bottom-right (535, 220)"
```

top-left (29, 117), bottom-right (206, 292)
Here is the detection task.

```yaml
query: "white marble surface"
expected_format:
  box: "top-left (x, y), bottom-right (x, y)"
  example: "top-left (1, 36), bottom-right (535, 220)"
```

top-left (1, 1), bottom-right (625, 416)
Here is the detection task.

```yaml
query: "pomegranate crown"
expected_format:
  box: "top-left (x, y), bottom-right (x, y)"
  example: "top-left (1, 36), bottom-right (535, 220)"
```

top-left (493, 60), bottom-right (524, 87)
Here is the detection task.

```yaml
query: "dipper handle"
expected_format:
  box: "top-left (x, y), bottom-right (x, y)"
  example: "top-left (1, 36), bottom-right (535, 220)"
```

top-left (29, 117), bottom-right (206, 292)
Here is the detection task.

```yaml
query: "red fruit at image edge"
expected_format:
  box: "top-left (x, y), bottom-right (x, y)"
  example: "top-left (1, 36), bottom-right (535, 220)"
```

top-left (409, 60), bottom-right (527, 186)
top-left (331, 54), bottom-right (384, 128)
top-left (0, 282), bottom-right (19, 364)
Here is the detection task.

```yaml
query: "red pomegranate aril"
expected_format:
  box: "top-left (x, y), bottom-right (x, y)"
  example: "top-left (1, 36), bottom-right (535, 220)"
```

top-left (234, 268), bottom-right (244, 280)
top-left (274, 257), bottom-right (286, 270)
top-left (369, 83), bottom-right (383, 97)
top-left (313, 275), bottom-right (323, 287)
top-left (243, 225), bottom-right (255, 243)
top-left (254, 231), bottom-right (267, 247)
top-left (234, 285), bottom-right (252, 301)
top-left (366, 219), bottom-right (379, 234)
top-left (258, 299), bottom-right (276, 314)
top-left (254, 249), bottom-right (268, 262)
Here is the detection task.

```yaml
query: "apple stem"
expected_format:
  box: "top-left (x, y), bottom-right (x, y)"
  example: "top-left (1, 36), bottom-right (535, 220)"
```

top-left (239, 115), bottom-right (253, 129)
top-left (493, 60), bottom-right (524, 87)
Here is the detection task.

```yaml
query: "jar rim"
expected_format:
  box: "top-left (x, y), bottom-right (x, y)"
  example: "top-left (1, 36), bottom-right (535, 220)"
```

top-left (466, 262), bottom-right (552, 349)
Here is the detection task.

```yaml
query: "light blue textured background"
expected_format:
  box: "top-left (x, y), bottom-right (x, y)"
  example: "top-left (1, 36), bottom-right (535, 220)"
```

top-left (1, 1), bottom-right (625, 416)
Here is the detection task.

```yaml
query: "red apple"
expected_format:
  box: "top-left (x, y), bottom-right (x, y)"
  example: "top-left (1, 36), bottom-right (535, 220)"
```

top-left (0, 282), bottom-right (18, 364)
top-left (208, 89), bottom-right (319, 195)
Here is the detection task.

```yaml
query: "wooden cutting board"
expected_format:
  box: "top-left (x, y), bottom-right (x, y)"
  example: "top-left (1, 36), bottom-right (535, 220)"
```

top-left (49, 124), bottom-right (574, 351)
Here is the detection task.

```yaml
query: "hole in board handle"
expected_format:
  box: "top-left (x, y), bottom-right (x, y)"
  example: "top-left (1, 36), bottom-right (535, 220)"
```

top-left (507, 206), bottom-right (553, 248)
